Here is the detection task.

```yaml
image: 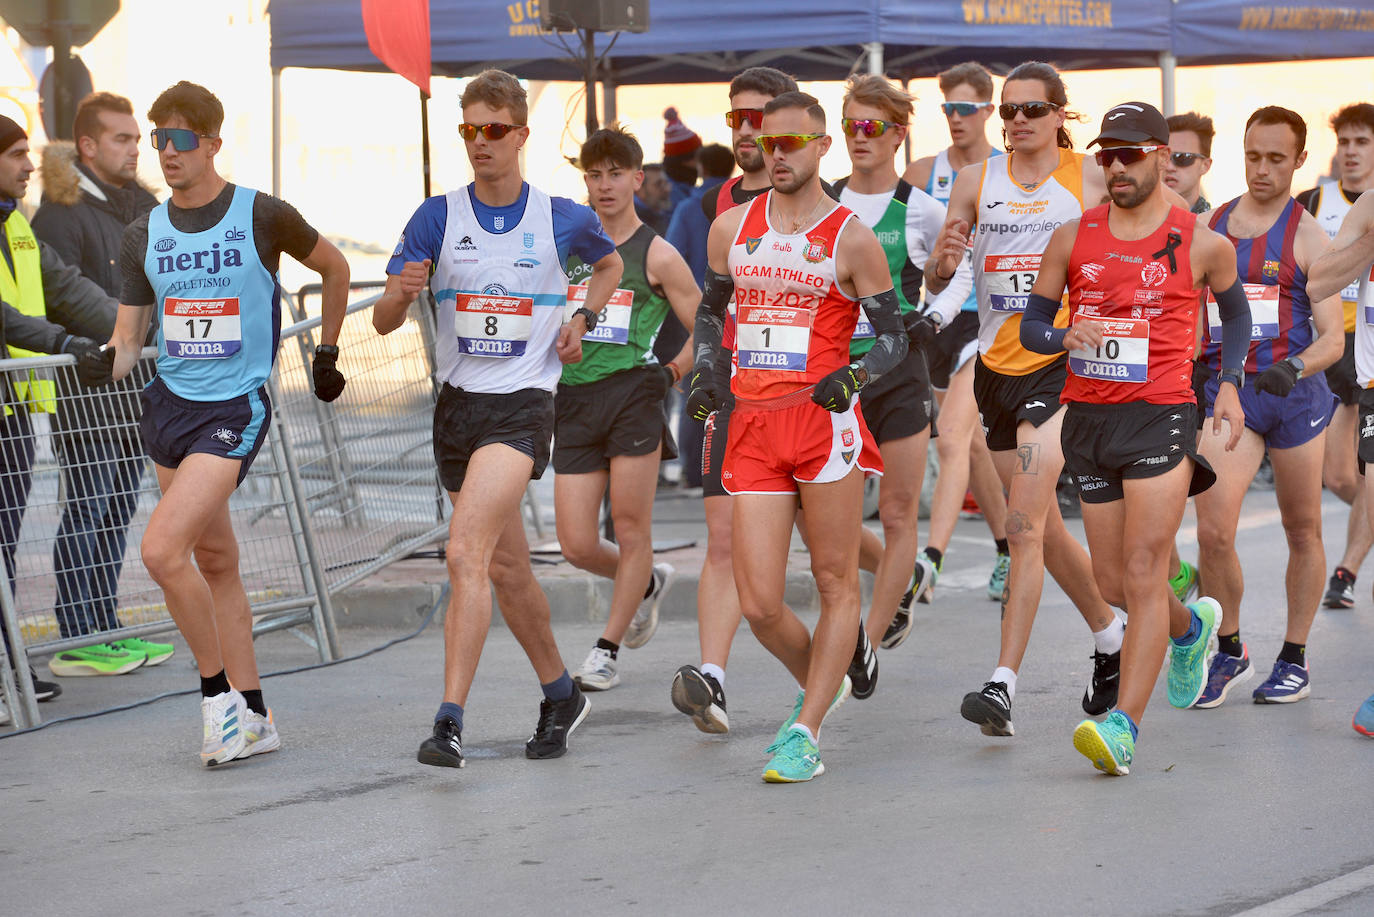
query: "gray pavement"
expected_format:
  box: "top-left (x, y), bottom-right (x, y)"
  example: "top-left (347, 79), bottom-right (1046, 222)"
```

top-left (4, 487), bottom-right (1374, 916)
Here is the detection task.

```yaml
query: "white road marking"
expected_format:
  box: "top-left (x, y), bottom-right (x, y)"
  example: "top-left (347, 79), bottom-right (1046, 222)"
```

top-left (1229, 863), bottom-right (1374, 917)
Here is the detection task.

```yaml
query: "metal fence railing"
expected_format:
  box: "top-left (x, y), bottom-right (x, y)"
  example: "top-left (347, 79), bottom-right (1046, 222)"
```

top-left (0, 292), bottom-right (447, 728)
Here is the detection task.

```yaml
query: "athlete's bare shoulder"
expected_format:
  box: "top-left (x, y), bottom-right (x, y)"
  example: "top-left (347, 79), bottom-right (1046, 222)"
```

top-left (902, 155), bottom-right (935, 191)
top-left (1189, 220), bottom-right (1240, 288)
top-left (1293, 202), bottom-right (1334, 267)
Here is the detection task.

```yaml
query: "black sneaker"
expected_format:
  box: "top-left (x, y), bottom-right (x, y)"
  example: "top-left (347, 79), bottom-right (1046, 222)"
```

top-left (883, 556), bottom-right (935, 649)
top-left (417, 716), bottom-right (465, 768)
top-left (30, 668), bottom-right (61, 702)
top-left (1324, 568), bottom-right (1356, 609)
top-left (960, 681), bottom-right (1014, 736)
top-left (1082, 649), bottom-right (1121, 715)
top-left (848, 627), bottom-right (879, 699)
top-left (670, 664), bottom-right (729, 734)
top-left (526, 685), bottom-right (590, 759)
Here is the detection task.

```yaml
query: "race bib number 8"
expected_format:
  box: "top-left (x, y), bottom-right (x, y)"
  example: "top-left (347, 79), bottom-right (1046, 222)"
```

top-left (984, 254), bottom-right (1041, 313)
top-left (567, 284), bottom-right (633, 345)
top-left (1068, 317), bottom-right (1149, 383)
top-left (455, 293), bottom-right (533, 357)
top-left (1206, 283), bottom-right (1279, 341)
top-left (737, 305), bottom-right (811, 371)
top-left (164, 297), bottom-right (241, 359)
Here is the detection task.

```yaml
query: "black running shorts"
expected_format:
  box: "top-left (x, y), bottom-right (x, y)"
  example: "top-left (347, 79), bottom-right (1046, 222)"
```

top-left (972, 355), bottom-right (1068, 452)
top-left (433, 384), bottom-right (553, 492)
top-left (139, 376), bottom-right (271, 486)
top-left (1061, 401), bottom-right (1215, 504)
top-left (925, 311), bottom-right (979, 390)
top-left (554, 365), bottom-right (678, 474)
top-left (858, 346), bottom-right (934, 445)
top-left (1326, 332), bottom-right (1360, 407)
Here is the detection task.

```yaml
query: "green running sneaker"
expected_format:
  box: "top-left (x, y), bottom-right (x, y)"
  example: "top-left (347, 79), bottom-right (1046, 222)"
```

top-left (762, 727), bottom-right (824, 783)
top-left (112, 637), bottom-right (175, 667)
top-left (766, 674), bottom-right (852, 753)
top-left (1073, 712), bottom-right (1135, 776)
top-left (1168, 598), bottom-right (1220, 708)
top-left (987, 552), bottom-right (1011, 601)
top-left (47, 642), bottom-right (146, 677)
top-left (1169, 560), bottom-right (1200, 604)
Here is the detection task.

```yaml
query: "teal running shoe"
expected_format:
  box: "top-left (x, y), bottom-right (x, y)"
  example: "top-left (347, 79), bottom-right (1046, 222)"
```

top-left (1170, 560), bottom-right (1200, 604)
top-left (762, 727), bottom-right (824, 783)
top-left (1073, 712), bottom-right (1135, 776)
top-left (1354, 693), bottom-right (1374, 737)
top-left (766, 675), bottom-right (851, 753)
top-left (987, 552), bottom-right (1010, 601)
top-left (113, 637), bottom-right (175, 667)
top-left (1168, 598), bottom-right (1220, 708)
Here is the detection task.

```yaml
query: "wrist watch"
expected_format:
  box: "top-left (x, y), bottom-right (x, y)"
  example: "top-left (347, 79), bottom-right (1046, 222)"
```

top-left (851, 363), bottom-right (869, 388)
top-left (315, 344), bottom-right (339, 357)
top-left (1287, 356), bottom-right (1305, 379)
top-left (1218, 367), bottom-right (1244, 390)
top-left (572, 307), bottom-right (599, 331)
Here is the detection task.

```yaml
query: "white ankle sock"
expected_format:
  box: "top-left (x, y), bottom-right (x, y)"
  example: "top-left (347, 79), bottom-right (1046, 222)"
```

top-left (991, 666), bottom-right (1017, 698)
top-left (700, 663), bottom-right (725, 687)
top-left (790, 723), bottom-right (817, 743)
top-left (1093, 616), bottom-right (1125, 655)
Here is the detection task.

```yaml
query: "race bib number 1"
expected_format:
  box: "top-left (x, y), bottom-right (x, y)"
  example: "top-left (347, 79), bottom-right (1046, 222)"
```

top-left (1068, 316), bottom-right (1149, 383)
top-left (984, 254), bottom-right (1040, 313)
top-left (163, 297), bottom-right (241, 359)
top-left (736, 305), bottom-right (811, 371)
top-left (1206, 283), bottom-right (1279, 341)
top-left (567, 284), bottom-right (633, 345)
top-left (455, 293), bottom-right (533, 357)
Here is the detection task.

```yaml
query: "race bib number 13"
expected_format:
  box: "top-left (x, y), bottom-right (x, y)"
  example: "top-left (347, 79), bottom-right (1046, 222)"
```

top-left (455, 293), bottom-right (533, 357)
top-left (164, 297), bottom-right (241, 359)
top-left (984, 254), bottom-right (1040, 313)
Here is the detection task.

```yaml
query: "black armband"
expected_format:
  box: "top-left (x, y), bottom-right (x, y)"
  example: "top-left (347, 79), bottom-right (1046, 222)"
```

top-left (1019, 293), bottom-right (1068, 354)
top-left (1212, 278), bottom-right (1253, 374)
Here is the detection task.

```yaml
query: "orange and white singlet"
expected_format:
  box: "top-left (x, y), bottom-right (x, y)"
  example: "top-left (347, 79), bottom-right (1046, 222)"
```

top-left (971, 147), bottom-right (1084, 375)
top-left (727, 192), bottom-right (860, 400)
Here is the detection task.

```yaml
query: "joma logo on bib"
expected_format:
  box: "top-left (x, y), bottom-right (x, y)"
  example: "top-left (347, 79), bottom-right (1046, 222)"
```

top-left (155, 243), bottom-right (244, 276)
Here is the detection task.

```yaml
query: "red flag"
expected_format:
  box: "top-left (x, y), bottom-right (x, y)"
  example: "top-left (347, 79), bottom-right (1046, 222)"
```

top-left (361, 0), bottom-right (431, 95)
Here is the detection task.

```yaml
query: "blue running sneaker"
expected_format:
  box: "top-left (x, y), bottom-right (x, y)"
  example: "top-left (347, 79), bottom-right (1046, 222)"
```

top-left (1170, 560), bottom-right (1200, 604)
top-left (767, 675), bottom-right (851, 754)
top-left (1353, 694), bottom-right (1374, 737)
top-left (1073, 712), bottom-right (1134, 776)
top-left (762, 727), bottom-right (824, 783)
top-left (1168, 598), bottom-right (1220, 708)
top-left (1194, 646), bottom-right (1253, 709)
top-left (1252, 660), bottom-right (1310, 704)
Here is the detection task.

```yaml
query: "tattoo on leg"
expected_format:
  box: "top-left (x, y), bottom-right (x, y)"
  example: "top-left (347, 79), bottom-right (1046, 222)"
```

top-left (1005, 510), bottom-right (1033, 535)
top-left (1015, 443), bottom-right (1039, 474)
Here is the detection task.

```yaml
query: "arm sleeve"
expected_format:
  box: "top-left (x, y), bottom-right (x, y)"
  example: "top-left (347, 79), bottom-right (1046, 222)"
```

top-left (1019, 293), bottom-right (1068, 354)
top-left (692, 268), bottom-right (732, 374)
top-left (4, 301), bottom-right (67, 354)
top-left (1213, 278), bottom-right (1253, 373)
top-left (38, 240), bottom-right (118, 340)
top-left (255, 193), bottom-right (321, 262)
top-left (385, 196), bottom-right (448, 275)
top-left (119, 215), bottom-right (156, 306)
top-left (855, 288), bottom-right (909, 382)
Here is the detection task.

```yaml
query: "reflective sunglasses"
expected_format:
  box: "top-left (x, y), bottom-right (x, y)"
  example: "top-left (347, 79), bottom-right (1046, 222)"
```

top-left (150, 128), bottom-right (214, 152)
top-left (459, 122), bottom-right (523, 141)
top-left (941, 101), bottom-right (993, 118)
top-left (998, 101), bottom-right (1062, 120)
top-left (755, 133), bottom-right (825, 155)
top-left (725, 108), bottom-right (765, 129)
top-left (841, 118), bottom-right (903, 138)
top-left (1094, 145), bottom-right (1163, 167)
top-left (1170, 151), bottom-right (1206, 167)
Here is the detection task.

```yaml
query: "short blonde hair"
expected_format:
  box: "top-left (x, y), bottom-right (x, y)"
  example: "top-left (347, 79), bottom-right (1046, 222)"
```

top-left (460, 69), bottom-right (528, 123)
top-left (842, 75), bottom-right (913, 125)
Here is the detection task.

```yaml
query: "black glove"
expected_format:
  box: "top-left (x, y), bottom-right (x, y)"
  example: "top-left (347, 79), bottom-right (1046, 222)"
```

top-left (312, 344), bottom-right (346, 402)
top-left (1253, 359), bottom-right (1299, 397)
top-left (903, 310), bottom-right (939, 350)
top-left (812, 363), bottom-right (865, 413)
top-left (686, 367), bottom-right (722, 421)
top-left (65, 337), bottom-right (115, 387)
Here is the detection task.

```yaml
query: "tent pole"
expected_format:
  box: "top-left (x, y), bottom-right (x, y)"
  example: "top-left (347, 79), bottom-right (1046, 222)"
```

top-left (866, 41), bottom-right (883, 76)
top-left (420, 89), bottom-right (432, 199)
top-left (584, 28), bottom-right (599, 136)
top-left (1159, 51), bottom-right (1177, 117)
top-left (603, 65), bottom-right (617, 126)
top-left (271, 68), bottom-right (282, 198)
top-left (901, 77), bottom-right (912, 167)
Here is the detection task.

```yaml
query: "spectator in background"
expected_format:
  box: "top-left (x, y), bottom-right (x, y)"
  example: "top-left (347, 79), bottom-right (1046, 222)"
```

top-left (634, 163), bottom-right (672, 234)
top-left (33, 91), bottom-right (171, 677)
top-left (661, 108), bottom-right (700, 209)
top-left (1164, 111), bottom-right (1215, 214)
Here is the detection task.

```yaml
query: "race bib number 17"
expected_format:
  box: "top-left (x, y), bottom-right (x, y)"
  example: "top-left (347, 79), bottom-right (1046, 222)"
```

top-left (164, 297), bottom-right (241, 359)
top-left (455, 293), bottom-right (533, 357)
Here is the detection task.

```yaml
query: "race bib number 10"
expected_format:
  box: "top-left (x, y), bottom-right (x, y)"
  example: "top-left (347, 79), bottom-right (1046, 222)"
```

top-left (455, 293), bottom-right (533, 357)
top-left (164, 297), bottom-right (241, 359)
top-left (1206, 283), bottom-right (1279, 341)
top-left (1068, 316), bottom-right (1149, 383)
top-left (984, 254), bottom-right (1041, 313)
top-left (737, 305), bottom-right (811, 371)
top-left (567, 284), bottom-right (634, 345)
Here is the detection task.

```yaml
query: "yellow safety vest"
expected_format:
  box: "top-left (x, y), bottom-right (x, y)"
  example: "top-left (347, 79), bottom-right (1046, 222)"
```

top-left (0, 210), bottom-right (56, 413)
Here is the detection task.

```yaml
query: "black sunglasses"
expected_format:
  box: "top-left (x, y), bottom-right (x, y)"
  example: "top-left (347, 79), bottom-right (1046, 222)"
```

top-left (1170, 152), bottom-right (1206, 167)
top-left (459, 122), bottom-right (523, 141)
top-left (151, 128), bottom-right (215, 152)
top-left (998, 101), bottom-right (1062, 120)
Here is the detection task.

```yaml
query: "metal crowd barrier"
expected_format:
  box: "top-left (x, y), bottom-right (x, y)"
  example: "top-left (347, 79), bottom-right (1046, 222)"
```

top-left (0, 292), bottom-right (446, 728)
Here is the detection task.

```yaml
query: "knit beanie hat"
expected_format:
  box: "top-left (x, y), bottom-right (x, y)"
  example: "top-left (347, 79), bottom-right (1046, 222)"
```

top-left (0, 115), bottom-right (26, 156)
top-left (663, 108), bottom-right (702, 157)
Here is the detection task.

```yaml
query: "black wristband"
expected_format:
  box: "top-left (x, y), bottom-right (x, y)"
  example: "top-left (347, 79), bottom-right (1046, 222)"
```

top-left (316, 344), bottom-right (339, 357)
top-left (1218, 367), bottom-right (1244, 390)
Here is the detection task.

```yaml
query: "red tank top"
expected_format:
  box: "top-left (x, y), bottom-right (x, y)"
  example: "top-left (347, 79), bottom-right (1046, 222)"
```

top-left (726, 192), bottom-right (859, 400)
top-left (1062, 204), bottom-right (1198, 405)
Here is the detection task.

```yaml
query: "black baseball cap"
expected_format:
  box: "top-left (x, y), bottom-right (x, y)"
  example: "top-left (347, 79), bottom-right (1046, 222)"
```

top-left (1088, 102), bottom-right (1170, 147)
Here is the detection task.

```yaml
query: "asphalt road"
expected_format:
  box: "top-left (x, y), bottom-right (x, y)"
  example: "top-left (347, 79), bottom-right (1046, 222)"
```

top-left (3, 489), bottom-right (1373, 916)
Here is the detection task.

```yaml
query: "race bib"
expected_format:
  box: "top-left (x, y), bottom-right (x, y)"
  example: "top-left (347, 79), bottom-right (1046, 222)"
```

top-left (983, 254), bottom-right (1040, 313)
top-left (566, 284), bottom-right (633, 345)
top-left (163, 297), bottom-right (241, 359)
top-left (455, 292), bottom-right (533, 357)
top-left (736, 305), bottom-right (811, 371)
top-left (1206, 283), bottom-right (1279, 341)
top-left (1068, 316), bottom-right (1149, 384)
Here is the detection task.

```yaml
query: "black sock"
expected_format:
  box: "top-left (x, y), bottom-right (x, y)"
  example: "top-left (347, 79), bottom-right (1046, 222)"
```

top-left (241, 689), bottom-right (266, 716)
top-left (1278, 641), bottom-right (1306, 667)
top-left (200, 670), bottom-right (231, 698)
top-left (994, 538), bottom-right (1010, 556)
top-left (596, 637), bottom-right (620, 659)
top-left (1218, 631), bottom-right (1243, 658)
top-left (643, 571), bottom-right (657, 599)
top-left (924, 546), bottom-right (944, 567)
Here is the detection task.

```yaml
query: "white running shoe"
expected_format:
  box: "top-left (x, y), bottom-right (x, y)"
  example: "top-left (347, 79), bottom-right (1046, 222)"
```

top-left (624, 562), bottom-right (674, 649)
top-left (0, 695), bottom-right (10, 727)
top-left (572, 646), bottom-right (620, 691)
top-left (200, 690), bottom-right (248, 766)
top-left (239, 708), bottom-right (280, 759)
